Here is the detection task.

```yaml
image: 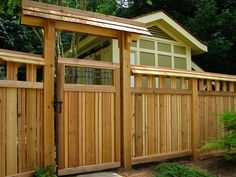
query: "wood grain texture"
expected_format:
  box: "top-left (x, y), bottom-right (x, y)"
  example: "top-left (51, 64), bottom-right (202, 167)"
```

top-left (43, 20), bottom-right (55, 165)
top-left (6, 88), bottom-right (17, 175)
top-left (119, 32), bottom-right (132, 168)
top-left (0, 88), bottom-right (6, 177)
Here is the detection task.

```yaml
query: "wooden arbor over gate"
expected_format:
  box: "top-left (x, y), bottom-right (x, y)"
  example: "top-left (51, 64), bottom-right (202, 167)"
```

top-left (21, 0), bottom-right (151, 170)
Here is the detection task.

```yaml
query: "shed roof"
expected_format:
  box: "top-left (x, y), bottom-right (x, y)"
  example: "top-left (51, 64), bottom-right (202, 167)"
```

top-left (133, 11), bottom-right (208, 55)
top-left (21, 0), bottom-right (151, 37)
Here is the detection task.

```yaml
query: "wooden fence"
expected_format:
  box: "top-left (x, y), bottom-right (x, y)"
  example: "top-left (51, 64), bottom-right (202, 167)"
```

top-left (1, 50), bottom-right (236, 177)
top-left (0, 49), bottom-right (45, 177)
top-left (131, 65), bottom-right (236, 164)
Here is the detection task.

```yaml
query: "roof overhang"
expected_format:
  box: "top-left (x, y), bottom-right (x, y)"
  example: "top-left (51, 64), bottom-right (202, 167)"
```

top-left (21, 0), bottom-right (151, 38)
top-left (133, 11), bottom-right (208, 55)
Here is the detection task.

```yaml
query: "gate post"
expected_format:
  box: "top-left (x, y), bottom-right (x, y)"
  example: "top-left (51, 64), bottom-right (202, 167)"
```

top-left (119, 32), bottom-right (132, 169)
top-left (43, 20), bottom-right (55, 165)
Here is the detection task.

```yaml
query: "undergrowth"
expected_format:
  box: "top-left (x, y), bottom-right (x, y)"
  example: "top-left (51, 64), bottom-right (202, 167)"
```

top-left (201, 111), bottom-right (236, 160)
top-left (154, 163), bottom-right (216, 177)
top-left (34, 164), bottom-right (57, 177)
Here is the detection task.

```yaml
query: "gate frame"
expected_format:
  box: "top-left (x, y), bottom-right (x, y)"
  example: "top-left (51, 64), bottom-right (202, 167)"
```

top-left (21, 0), bottom-right (151, 171)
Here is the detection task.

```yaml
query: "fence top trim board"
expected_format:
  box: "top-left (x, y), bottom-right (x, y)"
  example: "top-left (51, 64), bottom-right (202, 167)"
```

top-left (0, 48), bottom-right (45, 65)
top-left (131, 65), bottom-right (236, 82)
top-left (21, 0), bottom-right (151, 36)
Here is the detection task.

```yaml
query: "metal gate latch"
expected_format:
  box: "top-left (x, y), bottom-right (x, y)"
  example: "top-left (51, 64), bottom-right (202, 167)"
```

top-left (54, 98), bottom-right (63, 113)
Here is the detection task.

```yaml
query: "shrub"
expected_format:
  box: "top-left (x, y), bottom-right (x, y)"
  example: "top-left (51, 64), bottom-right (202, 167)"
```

top-left (201, 111), bottom-right (236, 160)
top-left (154, 163), bottom-right (215, 177)
top-left (34, 164), bottom-right (57, 177)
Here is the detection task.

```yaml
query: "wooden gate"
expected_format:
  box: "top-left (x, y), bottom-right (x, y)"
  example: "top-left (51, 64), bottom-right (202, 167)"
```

top-left (56, 58), bottom-right (121, 175)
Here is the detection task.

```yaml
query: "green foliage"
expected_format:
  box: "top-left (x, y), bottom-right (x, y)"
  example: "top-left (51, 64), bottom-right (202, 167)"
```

top-left (1, 0), bottom-right (236, 74)
top-left (0, 0), bottom-right (42, 53)
top-left (34, 164), bottom-right (57, 177)
top-left (186, 0), bottom-right (236, 74)
top-left (154, 163), bottom-right (216, 177)
top-left (201, 111), bottom-right (236, 160)
top-left (95, 0), bottom-right (117, 15)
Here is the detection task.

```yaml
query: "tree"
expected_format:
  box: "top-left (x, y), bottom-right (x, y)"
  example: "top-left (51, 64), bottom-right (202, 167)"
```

top-left (187, 0), bottom-right (236, 74)
top-left (0, 0), bottom-right (42, 54)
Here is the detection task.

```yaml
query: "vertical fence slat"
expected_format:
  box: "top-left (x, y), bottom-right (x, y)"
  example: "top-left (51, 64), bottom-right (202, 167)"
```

top-left (64, 92), bottom-right (69, 168)
top-left (215, 80), bottom-right (220, 91)
top-left (95, 93), bottom-right (99, 164)
top-left (85, 93), bottom-right (95, 165)
top-left (7, 62), bottom-right (18, 80)
top-left (147, 76), bottom-right (155, 155)
top-left (171, 77), bottom-right (178, 152)
top-left (98, 93), bottom-right (102, 164)
top-left (78, 92), bottom-right (83, 166)
top-left (68, 92), bottom-right (77, 167)
top-left (114, 68), bottom-right (120, 162)
top-left (207, 80), bottom-right (212, 91)
top-left (36, 89), bottom-right (42, 166)
top-left (0, 88), bottom-right (6, 177)
top-left (191, 78), bottom-right (200, 159)
top-left (6, 88), bottom-right (17, 175)
top-left (131, 94), bottom-right (135, 158)
top-left (222, 81), bottom-right (227, 92)
top-left (134, 75), bottom-right (143, 157)
top-left (102, 93), bottom-right (112, 163)
top-left (26, 89), bottom-right (37, 171)
top-left (26, 63), bottom-right (37, 171)
top-left (159, 76), bottom-right (167, 153)
top-left (111, 93), bottom-right (115, 162)
top-left (18, 89), bottom-right (26, 173)
top-left (229, 82), bottom-right (234, 92)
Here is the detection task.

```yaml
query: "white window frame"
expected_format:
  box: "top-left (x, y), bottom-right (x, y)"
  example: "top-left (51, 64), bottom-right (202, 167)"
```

top-left (131, 35), bottom-right (191, 70)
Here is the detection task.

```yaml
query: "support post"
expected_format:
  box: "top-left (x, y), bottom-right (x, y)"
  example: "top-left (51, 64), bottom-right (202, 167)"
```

top-left (119, 32), bottom-right (132, 168)
top-left (43, 20), bottom-right (55, 165)
top-left (191, 78), bottom-right (200, 160)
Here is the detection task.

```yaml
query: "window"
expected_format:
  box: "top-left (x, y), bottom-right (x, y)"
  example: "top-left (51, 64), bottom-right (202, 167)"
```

top-left (158, 42), bottom-right (171, 53)
top-left (174, 57), bottom-right (186, 69)
top-left (158, 55), bottom-right (172, 68)
top-left (140, 52), bottom-right (155, 66)
top-left (140, 39), bottom-right (155, 50)
top-left (174, 45), bottom-right (186, 55)
top-left (130, 51), bottom-right (136, 65)
top-left (130, 35), bottom-right (189, 70)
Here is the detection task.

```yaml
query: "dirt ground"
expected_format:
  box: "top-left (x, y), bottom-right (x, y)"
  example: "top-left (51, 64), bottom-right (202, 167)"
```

top-left (115, 156), bottom-right (236, 177)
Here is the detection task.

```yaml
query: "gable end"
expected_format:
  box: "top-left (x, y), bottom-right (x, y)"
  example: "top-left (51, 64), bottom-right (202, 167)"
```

top-left (148, 26), bottom-right (175, 41)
